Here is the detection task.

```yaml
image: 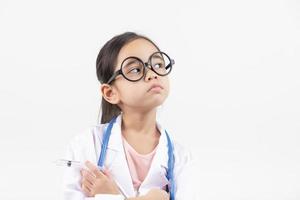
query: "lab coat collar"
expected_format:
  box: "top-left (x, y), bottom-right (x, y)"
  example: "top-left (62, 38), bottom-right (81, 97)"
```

top-left (107, 113), bottom-right (169, 164)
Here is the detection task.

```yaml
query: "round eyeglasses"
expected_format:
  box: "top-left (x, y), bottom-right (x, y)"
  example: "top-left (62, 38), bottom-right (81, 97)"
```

top-left (106, 51), bottom-right (174, 84)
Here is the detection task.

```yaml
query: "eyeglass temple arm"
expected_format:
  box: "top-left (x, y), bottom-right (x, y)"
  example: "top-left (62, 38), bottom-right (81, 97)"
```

top-left (106, 70), bottom-right (122, 84)
top-left (166, 59), bottom-right (175, 70)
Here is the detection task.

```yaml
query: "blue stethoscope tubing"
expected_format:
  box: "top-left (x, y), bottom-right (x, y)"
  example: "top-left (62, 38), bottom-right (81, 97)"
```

top-left (97, 117), bottom-right (175, 200)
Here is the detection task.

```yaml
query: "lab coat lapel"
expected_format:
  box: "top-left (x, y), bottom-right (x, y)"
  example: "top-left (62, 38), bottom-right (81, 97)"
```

top-left (105, 115), bottom-right (136, 197)
top-left (138, 122), bottom-right (169, 195)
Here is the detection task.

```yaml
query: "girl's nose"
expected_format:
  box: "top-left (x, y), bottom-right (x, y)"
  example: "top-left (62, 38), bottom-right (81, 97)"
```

top-left (145, 68), bottom-right (158, 81)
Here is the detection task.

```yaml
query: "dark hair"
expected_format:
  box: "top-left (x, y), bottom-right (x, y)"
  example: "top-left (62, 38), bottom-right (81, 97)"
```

top-left (96, 32), bottom-right (161, 124)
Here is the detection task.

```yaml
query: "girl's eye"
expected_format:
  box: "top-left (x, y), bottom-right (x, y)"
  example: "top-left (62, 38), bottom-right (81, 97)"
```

top-left (153, 63), bottom-right (163, 69)
top-left (128, 67), bottom-right (141, 74)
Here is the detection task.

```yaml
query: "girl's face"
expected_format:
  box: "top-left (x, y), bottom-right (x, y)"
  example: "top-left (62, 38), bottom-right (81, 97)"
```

top-left (108, 38), bottom-right (170, 113)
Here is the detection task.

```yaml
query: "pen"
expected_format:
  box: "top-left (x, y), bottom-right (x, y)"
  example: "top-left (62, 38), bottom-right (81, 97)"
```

top-left (54, 159), bottom-right (105, 171)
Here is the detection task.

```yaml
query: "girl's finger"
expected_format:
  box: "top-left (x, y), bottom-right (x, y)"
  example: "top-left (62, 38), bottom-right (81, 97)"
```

top-left (81, 184), bottom-right (92, 197)
top-left (102, 168), bottom-right (111, 178)
top-left (85, 160), bottom-right (106, 178)
top-left (81, 178), bottom-right (94, 191)
top-left (81, 169), bottom-right (97, 184)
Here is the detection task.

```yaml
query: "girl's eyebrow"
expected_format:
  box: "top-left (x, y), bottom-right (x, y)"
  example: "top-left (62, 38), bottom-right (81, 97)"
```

top-left (123, 59), bottom-right (141, 67)
top-left (123, 53), bottom-right (164, 67)
top-left (151, 54), bottom-right (163, 59)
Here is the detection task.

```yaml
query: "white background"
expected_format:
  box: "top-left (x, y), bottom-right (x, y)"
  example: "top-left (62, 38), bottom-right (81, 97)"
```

top-left (0, 0), bottom-right (299, 199)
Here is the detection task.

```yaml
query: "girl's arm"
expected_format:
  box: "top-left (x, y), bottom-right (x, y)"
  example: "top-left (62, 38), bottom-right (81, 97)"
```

top-left (81, 161), bottom-right (169, 200)
top-left (91, 189), bottom-right (168, 200)
top-left (126, 189), bottom-right (169, 200)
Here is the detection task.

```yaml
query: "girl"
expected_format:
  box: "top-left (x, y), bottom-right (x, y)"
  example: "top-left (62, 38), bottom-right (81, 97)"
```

top-left (62, 32), bottom-right (196, 200)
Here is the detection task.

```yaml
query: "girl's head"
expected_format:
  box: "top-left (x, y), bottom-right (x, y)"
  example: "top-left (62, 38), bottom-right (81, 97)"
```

top-left (96, 32), bottom-right (174, 124)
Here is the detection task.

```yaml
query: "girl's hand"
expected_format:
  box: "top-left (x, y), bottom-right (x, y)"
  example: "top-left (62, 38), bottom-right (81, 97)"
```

top-left (80, 160), bottom-right (120, 197)
top-left (144, 188), bottom-right (170, 200)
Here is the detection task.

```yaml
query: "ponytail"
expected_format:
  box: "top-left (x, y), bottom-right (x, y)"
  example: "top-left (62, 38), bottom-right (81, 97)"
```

top-left (99, 97), bottom-right (121, 124)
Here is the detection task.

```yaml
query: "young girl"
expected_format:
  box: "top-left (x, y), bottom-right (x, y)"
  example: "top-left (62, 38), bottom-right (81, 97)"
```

top-left (62, 32), bottom-right (196, 200)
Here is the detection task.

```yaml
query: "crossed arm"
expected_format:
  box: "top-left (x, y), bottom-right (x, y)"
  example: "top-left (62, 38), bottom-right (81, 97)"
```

top-left (80, 161), bottom-right (169, 200)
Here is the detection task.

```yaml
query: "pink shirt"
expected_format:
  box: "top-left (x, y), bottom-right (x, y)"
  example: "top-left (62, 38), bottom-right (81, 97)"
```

top-left (122, 136), bottom-right (158, 191)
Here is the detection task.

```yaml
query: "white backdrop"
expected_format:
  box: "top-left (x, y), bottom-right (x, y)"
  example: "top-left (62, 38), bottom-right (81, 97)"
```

top-left (0, 0), bottom-right (299, 199)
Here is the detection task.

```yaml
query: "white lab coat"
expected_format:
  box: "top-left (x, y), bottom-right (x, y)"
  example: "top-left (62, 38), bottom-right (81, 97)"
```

top-left (62, 114), bottom-right (197, 200)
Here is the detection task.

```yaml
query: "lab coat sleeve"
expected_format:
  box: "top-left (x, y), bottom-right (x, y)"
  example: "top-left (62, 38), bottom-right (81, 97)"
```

top-left (62, 133), bottom-right (87, 200)
top-left (173, 142), bottom-right (199, 200)
top-left (62, 127), bottom-right (126, 200)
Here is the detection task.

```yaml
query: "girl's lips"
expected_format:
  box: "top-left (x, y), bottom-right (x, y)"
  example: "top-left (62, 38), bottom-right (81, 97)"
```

top-left (148, 84), bottom-right (164, 92)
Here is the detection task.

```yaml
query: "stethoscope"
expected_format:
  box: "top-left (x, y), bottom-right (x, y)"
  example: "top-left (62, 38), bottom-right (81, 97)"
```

top-left (97, 116), bottom-right (176, 200)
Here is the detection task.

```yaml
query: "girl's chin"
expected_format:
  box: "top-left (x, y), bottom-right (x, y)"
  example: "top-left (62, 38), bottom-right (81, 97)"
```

top-left (127, 94), bottom-right (167, 109)
top-left (138, 99), bottom-right (166, 110)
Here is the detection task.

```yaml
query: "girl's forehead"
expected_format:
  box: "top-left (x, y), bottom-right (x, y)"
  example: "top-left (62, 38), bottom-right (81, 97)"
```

top-left (116, 38), bottom-right (159, 65)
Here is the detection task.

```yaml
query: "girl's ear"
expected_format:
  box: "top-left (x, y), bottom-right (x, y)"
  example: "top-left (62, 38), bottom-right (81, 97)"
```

top-left (100, 84), bottom-right (120, 105)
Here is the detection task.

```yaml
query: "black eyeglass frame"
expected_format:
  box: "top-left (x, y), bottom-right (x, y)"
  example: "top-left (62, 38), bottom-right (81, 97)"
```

top-left (105, 51), bottom-right (175, 84)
